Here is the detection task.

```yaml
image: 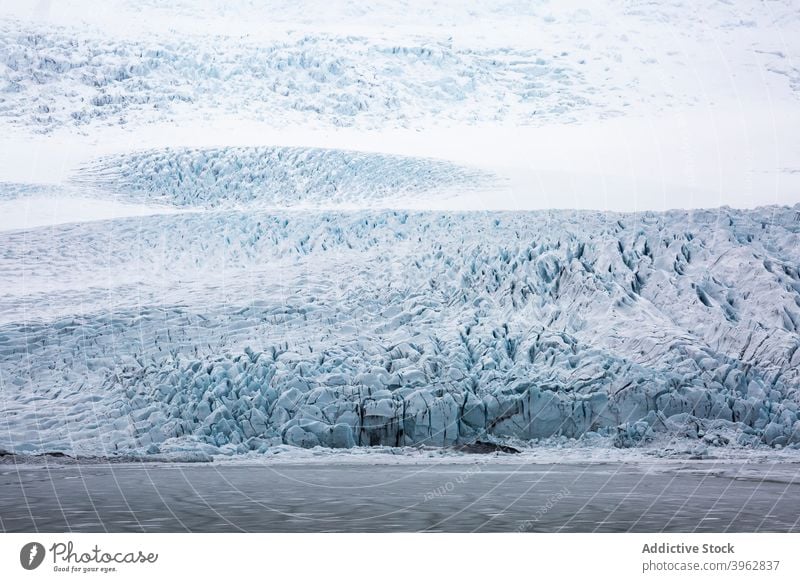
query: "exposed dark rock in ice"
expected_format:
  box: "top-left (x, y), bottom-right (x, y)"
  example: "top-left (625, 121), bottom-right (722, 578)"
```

top-left (452, 441), bottom-right (521, 454)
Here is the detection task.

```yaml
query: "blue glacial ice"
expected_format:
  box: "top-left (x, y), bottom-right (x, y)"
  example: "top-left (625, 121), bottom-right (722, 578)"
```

top-left (0, 22), bottom-right (598, 133)
top-left (72, 146), bottom-right (497, 208)
top-left (1, 184), bottom-right (799, 456)
top-left (2, 0), bottom-right (800, 462)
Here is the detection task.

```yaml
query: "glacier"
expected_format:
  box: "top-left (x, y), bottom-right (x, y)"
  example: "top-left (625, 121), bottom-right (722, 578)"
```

top-left (2, 185), bottom-right (799, 456)
top-left (72, 146), bottom-right (498, 208)
top-left (3, 0), bottom-right (799, 138)
top-left (0, 22), bottom-right (599, 132)
top-left (1, 0), bottom-right (800, 462)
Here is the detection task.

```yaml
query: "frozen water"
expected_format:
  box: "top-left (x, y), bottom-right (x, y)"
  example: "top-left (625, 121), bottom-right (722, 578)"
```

top-left (3, 0), bottom-right (799, 135)
top-left (0, 23), bottom-right (598, 132)
top-left (1, 1), bottom-right (800, 460)
top-left (72, 146), bottom-right (498, 208)
top-left (2, 204), bottom-right (799, 456)
top-left (3, 0), bottom-right (800, 211)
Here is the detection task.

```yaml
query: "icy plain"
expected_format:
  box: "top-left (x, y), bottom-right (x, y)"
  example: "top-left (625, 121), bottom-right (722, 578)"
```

top-left (1, 0), bottom-right (800, 460)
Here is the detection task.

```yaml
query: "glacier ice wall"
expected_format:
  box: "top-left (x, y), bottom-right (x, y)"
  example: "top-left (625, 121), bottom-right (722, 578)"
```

top-left (2, 205), bottom-right (800, 455)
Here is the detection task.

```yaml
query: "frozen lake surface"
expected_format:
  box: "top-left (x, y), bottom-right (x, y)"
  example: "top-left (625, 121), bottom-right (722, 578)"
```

top-left (1, 460), bottom-right (798, 532)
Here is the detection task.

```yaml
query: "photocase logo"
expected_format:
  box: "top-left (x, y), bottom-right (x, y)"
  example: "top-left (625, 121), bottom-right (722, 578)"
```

top-left (20, 542), bottom-right (46, 570)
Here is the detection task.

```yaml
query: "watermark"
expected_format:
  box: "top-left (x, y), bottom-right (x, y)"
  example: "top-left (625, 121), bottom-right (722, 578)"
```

top-left (515, 486), bottom-right (571, 532)
top-left (18, 541), bottom-right (158, 575)
top-left (20, 542), bottom-right (46, 570)
top-left (422, 461), bottom-right (487, 502)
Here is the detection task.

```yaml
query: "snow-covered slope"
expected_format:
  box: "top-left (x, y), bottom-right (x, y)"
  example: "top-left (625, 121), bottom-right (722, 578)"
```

top-left (0, 23), bottom-right (603, 132)
top-left (2, 204), bottom-right (799, 456)
top-left (3, 0), bottom-right (800, 211)
top-left (3, 0), bottom-right (799, 134)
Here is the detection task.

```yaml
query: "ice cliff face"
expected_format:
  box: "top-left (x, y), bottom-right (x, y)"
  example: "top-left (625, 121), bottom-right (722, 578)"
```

top-left (2, 188), bottom-right (799, 455)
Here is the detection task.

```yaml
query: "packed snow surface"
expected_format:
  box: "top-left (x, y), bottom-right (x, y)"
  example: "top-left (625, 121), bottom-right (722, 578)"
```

top-left (0, 186), bottom-right (183, 232)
